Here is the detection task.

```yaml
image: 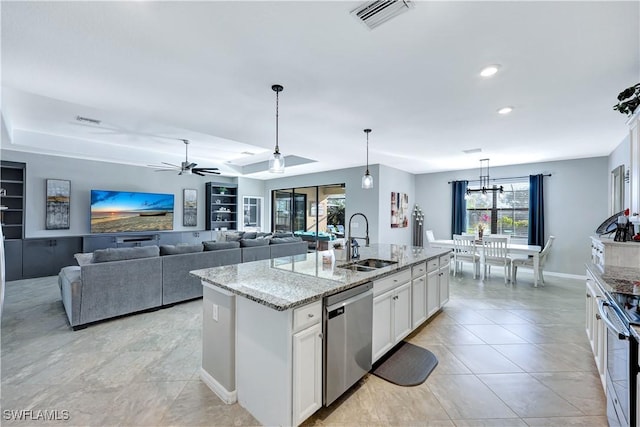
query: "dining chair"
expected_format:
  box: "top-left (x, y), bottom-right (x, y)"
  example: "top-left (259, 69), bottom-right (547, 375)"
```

top-left (512, 236), bottom-right (555, 285)
top-left (425, 230), bottom-right (435, 242)
top-left (453, 234), bottom-right (480, 279)
top-left (481, 236), bottom-right (512, 284)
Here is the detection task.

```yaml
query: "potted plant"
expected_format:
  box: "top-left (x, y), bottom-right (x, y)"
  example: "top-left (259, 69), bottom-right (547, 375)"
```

top-left (613, 83), bottom-right (640, 116)
top-left (219, 187), bottom-right (227, 195)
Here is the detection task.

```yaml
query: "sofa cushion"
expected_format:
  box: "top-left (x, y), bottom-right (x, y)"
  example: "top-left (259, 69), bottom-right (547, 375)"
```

top-left (256, 232), bottom-right (273, 239)
top-left (74, 253), bottom-right (94, 266)
top-left (242, 231), bottom-right (258, 240)
top-left (240, 238), bottom-right (270, 247)
top-left (160, 244), bottom-right (204, 256)
top-left (273, 232), bottom-right (294, 238)
top-left (203, 241), bottom-right (241, 251)
top-left (93, 245), bottom-right (160, 263)
top-left (270, 236), bottom-right (304, 244)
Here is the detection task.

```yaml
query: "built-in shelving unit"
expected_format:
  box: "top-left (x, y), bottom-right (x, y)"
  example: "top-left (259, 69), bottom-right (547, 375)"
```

top-left (205, 182), bottom-right (238, 231)
top-left (1, 161), bottom-right (26, 240)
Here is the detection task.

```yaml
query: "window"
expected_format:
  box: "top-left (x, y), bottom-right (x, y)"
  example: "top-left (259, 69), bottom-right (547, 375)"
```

top-left (466, 182), bottom-right (529, 239)
top-left (243, 196), bottom-right (263, 232)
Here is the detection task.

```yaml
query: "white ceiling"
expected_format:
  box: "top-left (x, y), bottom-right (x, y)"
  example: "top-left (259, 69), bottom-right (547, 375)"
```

top-left (1, 1), bottom-right (639, 179)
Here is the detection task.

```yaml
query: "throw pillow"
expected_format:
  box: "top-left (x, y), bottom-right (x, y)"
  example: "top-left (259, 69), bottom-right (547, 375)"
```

top-left (256, 232), bottom-right (273, 239)
top-left (160, 244), bottom-right (204, 256)
top-left (203, 241), bottom-right (241, 251)
top-left (93, 245), bottom-right (160, 263)
top-left (223, 231), bottom-right (244, 242)
top-left (74, 253), bottom-right (94, 266)
top-left (242, 231), bottom-right (258, 240)
top-left (240, 238), bottom-right (270, 247)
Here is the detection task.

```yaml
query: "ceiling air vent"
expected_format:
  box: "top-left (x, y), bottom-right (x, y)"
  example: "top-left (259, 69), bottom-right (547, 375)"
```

top-left (351, 0), bottom-right (415, 30)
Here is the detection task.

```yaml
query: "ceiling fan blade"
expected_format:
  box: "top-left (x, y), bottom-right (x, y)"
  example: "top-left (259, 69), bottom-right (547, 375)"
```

top-left (193, 170), bottom-right (206, 176)
top-left (195, 167), bottom-right (220, 171)
top-left (162, 162), bottom-right (181, 168)
top-left (194, 169), bottom-right (221, 175)
top-left (186, 162), bottom-right (197, 169)
top-left (154, 169), bottom-right (178, 172)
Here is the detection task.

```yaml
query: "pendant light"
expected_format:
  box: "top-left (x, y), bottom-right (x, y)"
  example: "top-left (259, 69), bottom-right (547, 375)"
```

top-left (269, 84), bottom-right (285, 173)
top-left (362, 128), bottom-right (374, 189)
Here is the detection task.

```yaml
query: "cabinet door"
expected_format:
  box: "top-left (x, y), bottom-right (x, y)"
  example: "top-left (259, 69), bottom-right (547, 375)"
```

top-left (411, 275), bottom-right (427, 328)
top-left (292, 322), bottom-right (322, 425)
top-left (585, 280), bottom-right (596, 351)
top-left (427, 269), bottom-right (439, 318)
top-left (22, 239), bottom-right (54, 278)
top-left (438, 265), bottom-right (450, 307)
top-left (372, 290), bottom-right (394, 362)
top-left (4, 239), bottom-right (22, 281)
top-left (52, 237), bottom-right (82, 272)
top-left (393, 282), bottom-right (412, 343)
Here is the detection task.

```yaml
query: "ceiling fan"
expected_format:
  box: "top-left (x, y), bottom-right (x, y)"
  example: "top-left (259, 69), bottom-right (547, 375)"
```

top-left (149, 139), bottom-right (220, 176)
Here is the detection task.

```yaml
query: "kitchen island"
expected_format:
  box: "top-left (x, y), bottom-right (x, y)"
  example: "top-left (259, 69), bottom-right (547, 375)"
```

top-left (191, 243), bottom-right (451, 426)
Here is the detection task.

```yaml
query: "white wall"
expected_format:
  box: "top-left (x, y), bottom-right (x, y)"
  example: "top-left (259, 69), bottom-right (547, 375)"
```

top-left (415, 157), bottom-right (609, 276)
top-left (0, 149), bottom-right (236, 238)
top-left (377, 165), bottom-right (415, 246)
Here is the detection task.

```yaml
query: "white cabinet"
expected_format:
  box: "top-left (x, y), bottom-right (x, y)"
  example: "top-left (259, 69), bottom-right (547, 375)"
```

top-left (235, 298), bottom-right (322, 427)
top-left (438, 255), bottom-right (450, 306)
top-left (372, 269), bottom-right (412, 363)
top-left (427, 255), bottom-right (450, 317)
top-left (628, 110), bottom-right (640, 215)
top-left (585, 268), bottom-right (607, 390)
top-left (392, 282), bottom-right (412, 343)
top-left (292, 321), bottom-right (322, 425)
top-left (411, 262), bottom-right (428, 328)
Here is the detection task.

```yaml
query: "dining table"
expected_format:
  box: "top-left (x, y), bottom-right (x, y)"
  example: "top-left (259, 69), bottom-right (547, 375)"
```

top-left (429, 239), bottom-right (543, 287)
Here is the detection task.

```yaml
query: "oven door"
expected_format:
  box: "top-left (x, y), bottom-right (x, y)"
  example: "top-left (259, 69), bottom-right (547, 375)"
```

top-left (598, 298), bottom-right (636, 427)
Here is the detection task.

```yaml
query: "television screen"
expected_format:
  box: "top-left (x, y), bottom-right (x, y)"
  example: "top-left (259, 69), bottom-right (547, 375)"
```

top-left (90, 190), bottom-right (174, 233)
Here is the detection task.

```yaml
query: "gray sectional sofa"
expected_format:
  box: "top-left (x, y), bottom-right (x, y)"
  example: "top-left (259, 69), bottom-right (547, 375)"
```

top-left (59, 236), bottom-right (307, 329)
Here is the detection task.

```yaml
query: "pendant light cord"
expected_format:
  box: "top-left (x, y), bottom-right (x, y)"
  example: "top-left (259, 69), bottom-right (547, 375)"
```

top-left (275, 89), bottom-right (280, 154)
top-left (366, 132), bottom-right (369, 173)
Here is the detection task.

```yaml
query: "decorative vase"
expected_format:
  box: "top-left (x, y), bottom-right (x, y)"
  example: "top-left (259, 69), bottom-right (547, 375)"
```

top-left (478, 228), bottom-right (483, 239)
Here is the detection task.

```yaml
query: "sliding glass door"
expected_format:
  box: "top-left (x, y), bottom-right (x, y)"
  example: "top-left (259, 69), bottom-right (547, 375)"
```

top-left (272, 184), bottom-right (345, 250)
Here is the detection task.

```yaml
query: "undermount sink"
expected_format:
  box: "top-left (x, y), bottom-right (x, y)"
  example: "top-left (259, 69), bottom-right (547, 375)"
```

top-left (337, 258), bottom-right (398, 272)
top-left (353, 258), bottom-right (398, 269)
top-left (337, 264), bottom-right (377, 272)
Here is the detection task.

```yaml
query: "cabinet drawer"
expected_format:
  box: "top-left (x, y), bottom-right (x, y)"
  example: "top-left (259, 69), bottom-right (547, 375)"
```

top-left (439, 254), bottom-right (450, 266)
top-left (427, 258), bottom-right (439, 273)
top-left (293, 300), bottom-right (322, 332)
top-left (412, 262), bottom-right (427, 278)
top-left (374, 268), bottom-right (412, 296)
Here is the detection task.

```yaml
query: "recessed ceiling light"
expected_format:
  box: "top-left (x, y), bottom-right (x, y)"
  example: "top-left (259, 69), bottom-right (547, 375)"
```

top-left (480, 65), bottom-right (501, 78)
top-left (241, 151), bottom-right (255, 156)
top-left (497, 106), bottom-right (513, 115)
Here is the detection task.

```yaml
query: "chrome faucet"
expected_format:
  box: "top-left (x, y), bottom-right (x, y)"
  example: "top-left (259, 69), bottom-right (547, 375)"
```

top-left (346, 212), bottom-right (370, 261)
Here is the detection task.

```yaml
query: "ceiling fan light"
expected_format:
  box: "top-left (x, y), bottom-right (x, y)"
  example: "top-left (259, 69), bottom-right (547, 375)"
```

top-left (269, 151), bottom-right (285, 173)
top-left (362, 171), bottom-right (374, 189)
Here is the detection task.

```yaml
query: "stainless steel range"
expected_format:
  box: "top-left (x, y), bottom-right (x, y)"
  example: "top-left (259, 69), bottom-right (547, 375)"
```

top-left (598, 288), bottom-right (640, 427)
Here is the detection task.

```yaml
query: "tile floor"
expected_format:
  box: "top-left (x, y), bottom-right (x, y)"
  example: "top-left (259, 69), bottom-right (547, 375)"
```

top-left (1, 271), bottom-right (606, 426)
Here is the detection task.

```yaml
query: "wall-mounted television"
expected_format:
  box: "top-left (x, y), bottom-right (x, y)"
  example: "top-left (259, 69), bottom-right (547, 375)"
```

top-left (90, 190), bottom-right (174, 233)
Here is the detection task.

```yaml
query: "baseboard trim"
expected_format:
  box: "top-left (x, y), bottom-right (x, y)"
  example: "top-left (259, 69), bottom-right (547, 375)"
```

top-left (544, 271), bottom-right (586, 280)
top-left (200, 367), bottom-right (237, 404)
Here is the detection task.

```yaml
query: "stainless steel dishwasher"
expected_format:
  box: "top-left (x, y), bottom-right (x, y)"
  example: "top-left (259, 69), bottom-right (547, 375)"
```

top-left (323, 282), bottom-right (373, 406)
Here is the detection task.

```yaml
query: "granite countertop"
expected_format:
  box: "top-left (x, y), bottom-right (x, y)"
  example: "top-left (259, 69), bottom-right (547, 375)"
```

top-left (191, 244), bottom-right (450, 311)
top-left (586, 263), bottom-right (640, 295)
top-left (586, 263), bottom-right (640, 339)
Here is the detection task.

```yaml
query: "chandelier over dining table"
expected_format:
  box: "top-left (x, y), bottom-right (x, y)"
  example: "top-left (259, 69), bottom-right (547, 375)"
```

top-left (466, 158), bottom-right (503, 197)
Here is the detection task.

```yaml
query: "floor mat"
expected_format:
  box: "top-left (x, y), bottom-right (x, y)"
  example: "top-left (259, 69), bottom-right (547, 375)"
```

top-left (372, 342), bottom-right (438, 386)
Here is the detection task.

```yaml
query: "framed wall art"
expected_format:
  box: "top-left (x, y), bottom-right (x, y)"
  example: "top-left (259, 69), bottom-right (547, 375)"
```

top-left (391, 191), bottom-right (409, 228)
top-left (45, 179), bottom-right (71, 230)
top-left (183, 188), bottom-right (197, 227)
